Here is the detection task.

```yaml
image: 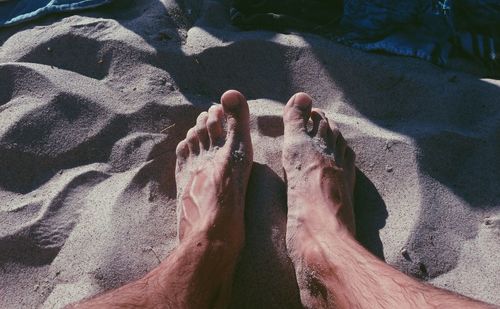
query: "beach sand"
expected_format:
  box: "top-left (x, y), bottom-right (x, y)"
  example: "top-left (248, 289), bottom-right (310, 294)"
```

top-left (0, 0), bottom-right (499, 308)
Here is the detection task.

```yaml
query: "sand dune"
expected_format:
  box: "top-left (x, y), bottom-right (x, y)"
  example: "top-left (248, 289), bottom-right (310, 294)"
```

top-left (0, 0), bottom-right (499, 308)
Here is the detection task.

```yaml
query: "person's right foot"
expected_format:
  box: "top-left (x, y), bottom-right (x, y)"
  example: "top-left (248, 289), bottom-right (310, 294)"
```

top-left (282, 93), bottom-right (356, 306)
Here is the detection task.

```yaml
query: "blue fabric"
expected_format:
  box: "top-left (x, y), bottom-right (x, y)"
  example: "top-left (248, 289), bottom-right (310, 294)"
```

top-left (0, 0), bottom-right (113, 27)
top-left (231, 0), bottom-right (500, 70)
top-left (337, 0), bottom-right (455, 65)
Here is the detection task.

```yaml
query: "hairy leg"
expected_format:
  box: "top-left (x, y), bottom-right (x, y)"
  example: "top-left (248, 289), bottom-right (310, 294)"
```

top-left (282, 93), bottom-right (494, 309)
top-left (71, 90), bottom-right (253, 309)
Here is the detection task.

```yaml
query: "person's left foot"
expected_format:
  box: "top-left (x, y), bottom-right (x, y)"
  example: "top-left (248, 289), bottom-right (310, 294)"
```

top-left (175, 90), bottom-right (253, 253)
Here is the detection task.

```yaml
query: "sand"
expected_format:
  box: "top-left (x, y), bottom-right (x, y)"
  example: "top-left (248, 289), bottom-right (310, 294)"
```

top-left (0, 0), bottom-right (499, 308)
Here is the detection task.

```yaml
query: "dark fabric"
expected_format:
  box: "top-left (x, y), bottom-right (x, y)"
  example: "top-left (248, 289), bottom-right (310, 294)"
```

top-left (338, 0), bottom-right (454, 64)
top-left (454, 0), bottom-right (500, 33)
top-left (231, 0), bottom-right (343, 32)
top-left (230, 0), bottom-right (500, 69)
top-left (453, 0), bottom-right (500, 69)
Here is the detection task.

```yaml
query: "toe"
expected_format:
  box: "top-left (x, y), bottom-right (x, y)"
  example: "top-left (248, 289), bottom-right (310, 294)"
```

top-left (186, 128), bottom-right (200, 155)
top-left (310, 108), bottom-right (329, 139)
top-left (310, 110), bottom-right (322, 136)
top-left (176, 140), bottom-right (189, 160)
top-left (283, 92), bottom-right (312, 134)
top-left (207, 104), bottom-right (224, 147)
top-left (334, 131), bottom-right (349, 164)
top-left (326, 121), bottom-right (348, 164)
top-left (195, 112), bottom-right (210, 150)
top-left (221, 90), bottom-right (253, 164)
top-left (175, 140), bottom-right (189, 168)
top-left (220, 90), bottom-right (250, 134)
top-left (220, 90), bottom-right (253, 160)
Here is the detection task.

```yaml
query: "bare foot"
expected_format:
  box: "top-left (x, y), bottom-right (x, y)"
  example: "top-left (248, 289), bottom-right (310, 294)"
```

top-left (78, 93), bottom-right (491, 309)
top-left (175, 90), bottom-right (253, 253)
top-left (282, 93), bottom-right (356, 306)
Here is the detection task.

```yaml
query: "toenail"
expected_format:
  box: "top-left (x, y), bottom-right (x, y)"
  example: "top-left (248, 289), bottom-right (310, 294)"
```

top-left (292, 93), bottom-right (312, 110)
top-left (222, 90), bottom-right (244, 110)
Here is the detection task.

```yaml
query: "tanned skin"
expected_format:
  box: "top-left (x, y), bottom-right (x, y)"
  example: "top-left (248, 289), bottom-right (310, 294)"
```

top-left (282, 92), bottom-right (494, 309)
top-left (71, 90), bottom-right (252, 308)
top-left (72, 91), bottom-right (494, 309)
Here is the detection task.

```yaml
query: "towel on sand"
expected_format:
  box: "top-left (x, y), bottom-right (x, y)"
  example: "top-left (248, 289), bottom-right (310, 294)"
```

top-left (231, 0), bottom-right (500, 69)
top-left (0, 0), bottom-right (113, 27)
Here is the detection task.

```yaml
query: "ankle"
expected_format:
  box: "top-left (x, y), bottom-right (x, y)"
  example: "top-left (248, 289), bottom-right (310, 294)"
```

top-left (183, 230), bottom-right (243, 259)
top-left (294, 220), bottom-right (355, 264)
top-left (290, 200), bottom-right (354, 235)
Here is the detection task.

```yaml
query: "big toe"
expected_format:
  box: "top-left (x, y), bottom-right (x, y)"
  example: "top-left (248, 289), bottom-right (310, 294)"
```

top-left (221, 90), bottom-right (250, 131)
top-left (283, 92), bottom-right (312, 134)
top-left (220, 90), bottom-right (253, 161)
